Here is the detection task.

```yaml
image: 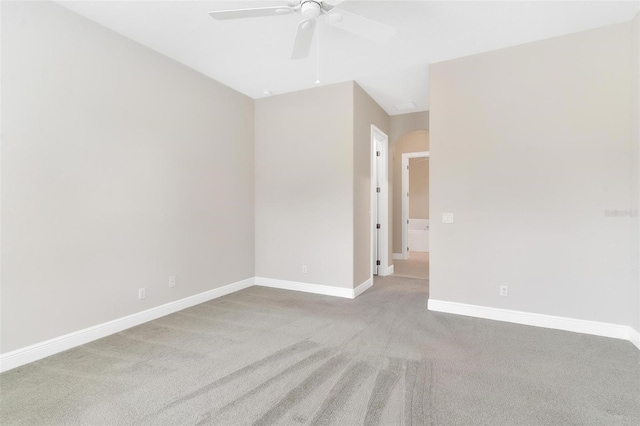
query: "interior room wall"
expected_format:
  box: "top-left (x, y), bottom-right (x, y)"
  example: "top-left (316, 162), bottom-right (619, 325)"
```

top-left (392, 131), bottom-right (429, 254)
top-left (409, 158), bottom-right (429, 220)
top-left (1, 1), bottom-right (255, 353)
top-left (353, 84), bottom-right (390, 282)
top-left (255, 83), bottom-right (355, 289)
top-left (631, 12), bottom-right (640, 334)
top-left (429, 20), bottom-right (636, 327)
top-left (390, 111), bottom-right (430, 146)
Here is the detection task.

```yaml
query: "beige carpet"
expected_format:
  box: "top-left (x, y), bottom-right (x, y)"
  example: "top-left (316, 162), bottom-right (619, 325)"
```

top-left (392, 252), bottom-right (429, 279)
top-left (1, 276), bottom-right (639, 425)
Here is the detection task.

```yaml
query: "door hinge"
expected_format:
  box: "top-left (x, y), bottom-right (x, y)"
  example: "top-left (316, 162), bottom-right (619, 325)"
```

top-left (407, 165), bottom-right (409, 170)
top-left (407, 219), bottom-right (409, 224)
top-left (376, 151), bottom-right (381, 157)
top-left (407, 247), bottom-right (409, 251)
top-left (407, 192), bottom-right (409, 197)
top-left (376, 260), bottom-right (381, 266)
top-left (376, 187), bottom-right (381, 193)
top-left (376, 224), bottom-right (381, 229)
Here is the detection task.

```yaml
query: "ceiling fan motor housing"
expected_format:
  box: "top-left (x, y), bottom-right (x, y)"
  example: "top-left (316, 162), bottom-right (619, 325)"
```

top-left (301, 1), bottom-right (322, 19)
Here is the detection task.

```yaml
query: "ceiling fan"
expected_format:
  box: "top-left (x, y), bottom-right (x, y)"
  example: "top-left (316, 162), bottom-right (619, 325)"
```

top-left (208, 0), bottom-right (396, 60)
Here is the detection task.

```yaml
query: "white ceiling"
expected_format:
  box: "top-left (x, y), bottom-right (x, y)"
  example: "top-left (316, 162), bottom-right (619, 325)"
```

top-left (56, 1), bottom-right (639, 115)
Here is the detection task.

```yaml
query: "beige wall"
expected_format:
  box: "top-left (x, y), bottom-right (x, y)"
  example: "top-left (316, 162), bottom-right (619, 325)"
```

top-left (255, 83), bottom-right (355, 288)
top-left (390, 111), bottom-right (429, 146)
top-left (1, 1), bottom-right (255, 353)
top-left (392, 131), bottom-right (429, 254)
top-left (430, 21), bottom-right (637, 326)
top-left (632, 12), bottom-right (640, 333)
top-left (409, 158), bottom-right (429, 219)
top-left (353, 84), bottom-right (391, 283)
top-left (255, 82), bottom-right (389, 288)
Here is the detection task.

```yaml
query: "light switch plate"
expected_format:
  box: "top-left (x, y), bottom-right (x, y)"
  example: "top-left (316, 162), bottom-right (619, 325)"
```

top-left (442, 213), bottom-right (455, 224)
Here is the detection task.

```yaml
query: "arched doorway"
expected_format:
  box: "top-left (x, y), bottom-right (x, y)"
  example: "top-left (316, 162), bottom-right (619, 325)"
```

top-left (392, 129), bottom-right (429, 279)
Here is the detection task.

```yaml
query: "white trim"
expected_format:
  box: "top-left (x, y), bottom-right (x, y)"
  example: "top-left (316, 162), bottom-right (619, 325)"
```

top-left (428, 299), bottom-right (640, 347)
top-left (630, 328), bottom-right (640, 350)
top-left (0, 276), bottom-right (378, 373)
top-left (0, 278), bottom-right (255, 373)
top-left (371, 125), bottom-right (389, 277)
top-left (386, 265), bottom-right (395, 275)
top-left (4, 282), bottom-right (635, 374)
top-left (354, 278), bottom-right (373, 298)
top-left (392, 253), bottom-right (407, 260)
top-left (256, 277), bottom-right (373, 300)
top-left (401, 151), bottom-right (429, 259)
top-left (256, 277), bottom-right (354, 299)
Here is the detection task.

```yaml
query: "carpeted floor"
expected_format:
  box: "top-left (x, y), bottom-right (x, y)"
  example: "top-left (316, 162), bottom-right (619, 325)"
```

top-left (392, 252), bottom-right (429, 280)
top-left (1, 276), bottom-right (639, 425)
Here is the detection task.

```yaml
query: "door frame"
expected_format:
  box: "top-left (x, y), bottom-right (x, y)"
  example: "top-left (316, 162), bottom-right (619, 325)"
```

top-left (401, 151), bottom-right (429, 260)
top-left (371, 125), bottom-right (389, 277)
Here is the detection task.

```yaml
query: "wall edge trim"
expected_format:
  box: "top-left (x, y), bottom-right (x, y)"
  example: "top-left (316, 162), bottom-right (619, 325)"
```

top-left (354, 277), bottom-right (373, 298)
top-left (428, 298), bottom-right (639, 349)
top-left (0, 278), bottom-right (255, 372)
top-left (629, 327), bottom-right (640, 350)
top-left (255, 277), bottom-right (355, 299)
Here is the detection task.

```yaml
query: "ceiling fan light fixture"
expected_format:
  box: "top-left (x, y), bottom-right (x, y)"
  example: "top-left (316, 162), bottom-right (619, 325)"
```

top-left (301, 1), bottom-right (322, 20)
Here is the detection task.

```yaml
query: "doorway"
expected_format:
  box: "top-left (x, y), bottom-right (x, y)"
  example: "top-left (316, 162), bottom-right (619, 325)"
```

top-left (401, 151), bottom-right (429, 260)
top-left (393, 151), bottom-right (429, 279)
top-left (371, 125), bottom-right (389, 277)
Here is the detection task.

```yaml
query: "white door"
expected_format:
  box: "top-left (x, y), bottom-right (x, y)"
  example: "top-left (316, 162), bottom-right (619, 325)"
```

top-left (373, 139), bottom-right (384, 275)
top-left (371, 125), bottom-right (389, 277)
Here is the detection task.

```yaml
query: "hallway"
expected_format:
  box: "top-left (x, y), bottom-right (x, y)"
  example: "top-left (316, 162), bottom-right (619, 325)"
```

top-left (392, 252), bottom-right (429, 280)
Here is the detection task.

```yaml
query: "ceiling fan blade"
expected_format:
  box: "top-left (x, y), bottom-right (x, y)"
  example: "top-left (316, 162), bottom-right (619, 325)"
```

top-left (324, 9), bottom-right (395, 44)
top-left (208, 6), bottom-right (294, 20)
top-left (321, 0), bottom-right (344, 12)
top-left (291, 19), bottom-right (316, 60)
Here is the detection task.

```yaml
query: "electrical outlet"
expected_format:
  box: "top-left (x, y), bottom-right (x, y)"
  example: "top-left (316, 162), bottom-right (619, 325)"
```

top-left (169, 275), bottom-right (176, 288)
top-left (302, 265), bottom-right (308, 274)
top-left (138, 288), bottom-right (146, 300)
top-left (442, 212), bottom-right (455, 224)
top-left (499, 286), bottom-right (508, 297)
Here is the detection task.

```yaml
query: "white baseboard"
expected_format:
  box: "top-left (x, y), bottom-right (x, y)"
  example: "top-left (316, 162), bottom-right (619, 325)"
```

top-left (630, 328), bottom-right (640, 350)
top-left (3, 282), bottom-right (636, 374)
top-left (255, 277), bottom-right (356, 299)
top-left (428, 299), bottom-right (639, 347)
top-left (354, 278), bottom-right (373, 298)
top-left (0, 276), bottom-right (375, 372)
top-left (392, 253), bottom-right (407, 260)
top-left (0, 278), bottom-right (255, 373)
top-left (386, 265), bottom-right (395, 275)
top-left (255, 277), bottom-right (373, 299)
